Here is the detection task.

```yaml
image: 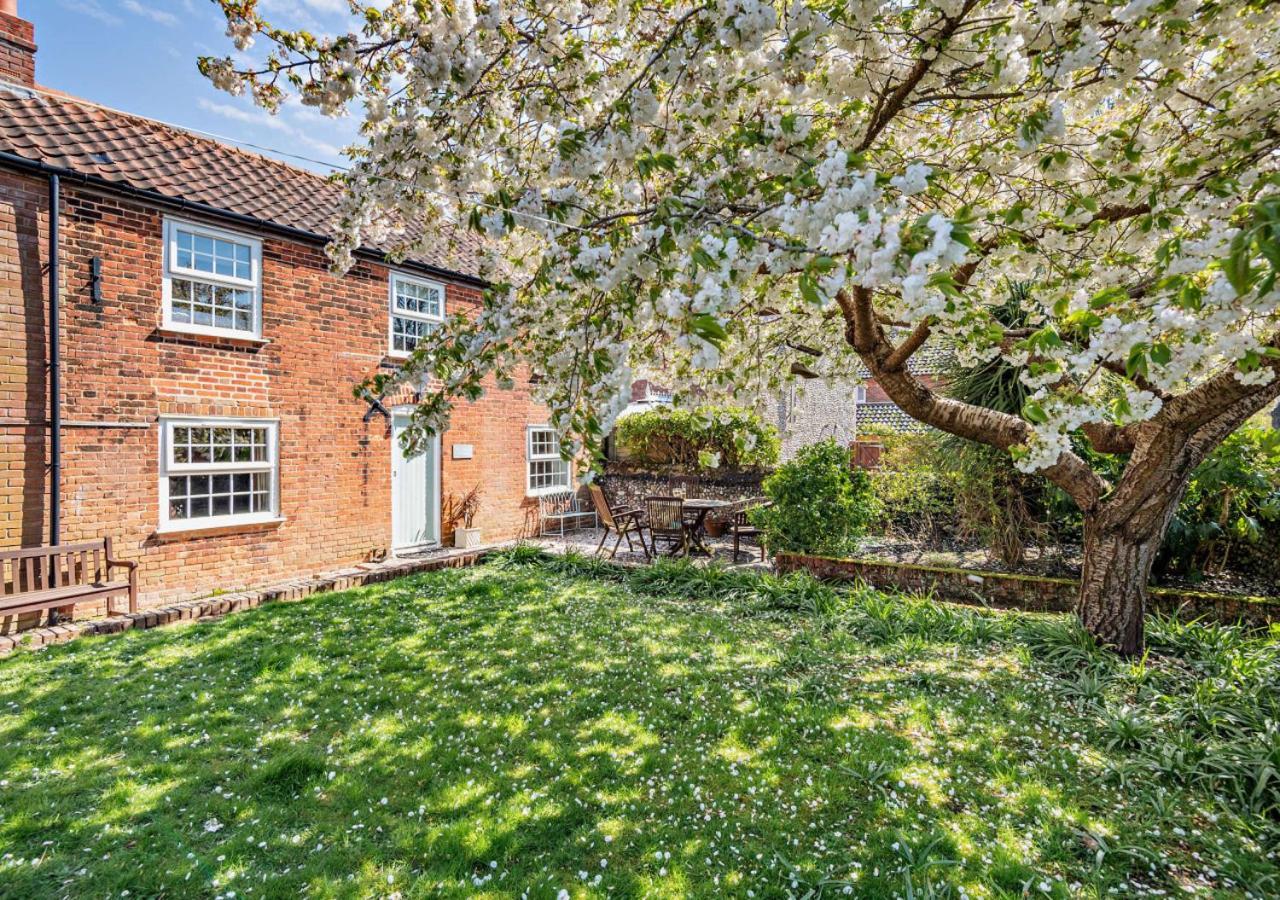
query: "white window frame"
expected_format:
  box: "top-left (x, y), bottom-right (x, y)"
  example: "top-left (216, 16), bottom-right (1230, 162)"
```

top-left (387, 272), bottom-right (445, 358)
top-left (161, 217), bottom-right (263, 340)
top-left (526, 425), bottom-right (572, 496)
top-left (157, 416), bottom-right (280, 532)
top-left (855, 385), bottom-right (867, 404)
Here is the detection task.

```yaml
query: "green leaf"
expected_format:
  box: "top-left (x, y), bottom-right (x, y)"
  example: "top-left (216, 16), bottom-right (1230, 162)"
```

top-left (798, 274), bottom-right (823, 305)
top-left (1224, 232), bottom-right (1253, 295)
top-left (1126, 343), bottom-right (1150, 380)
top-left (1022, 400), bottom-right (1049, 424)
top-left (690, 313), bottom-right (728, 347)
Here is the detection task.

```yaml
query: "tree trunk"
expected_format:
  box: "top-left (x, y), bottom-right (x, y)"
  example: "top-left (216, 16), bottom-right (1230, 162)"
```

top-left (1076, 515), bottom-right (1166, 656)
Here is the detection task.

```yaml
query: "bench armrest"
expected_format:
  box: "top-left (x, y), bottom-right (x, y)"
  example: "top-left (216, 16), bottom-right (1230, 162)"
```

top-left (106, 557), bottom-right (138, 571)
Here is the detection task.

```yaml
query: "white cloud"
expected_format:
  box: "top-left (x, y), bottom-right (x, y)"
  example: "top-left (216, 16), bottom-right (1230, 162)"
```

top-left (58, 0), bottom-right (121, 26)
top-left (198, 98), bottom-right (291, 133)
top-left (196, 98), bottom-right (348, 169)
top-left (122, 0), bottom-right (179, 27)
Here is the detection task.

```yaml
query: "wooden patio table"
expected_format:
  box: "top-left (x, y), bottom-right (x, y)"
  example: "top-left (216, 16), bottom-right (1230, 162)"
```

top-left (680, 498), bottom-right (731, 556)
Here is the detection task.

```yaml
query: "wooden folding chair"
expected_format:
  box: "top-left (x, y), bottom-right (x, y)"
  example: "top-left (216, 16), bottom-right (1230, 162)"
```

top-left (589, 484), bottom-right (649, 559)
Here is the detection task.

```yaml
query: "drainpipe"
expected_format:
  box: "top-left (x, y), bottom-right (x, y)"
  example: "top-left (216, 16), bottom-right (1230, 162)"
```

top-left (48, 172), bottom-right (59, 546)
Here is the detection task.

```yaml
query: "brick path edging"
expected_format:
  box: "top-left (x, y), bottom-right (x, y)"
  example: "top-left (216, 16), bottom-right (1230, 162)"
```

top-left (775, 552), bottom-right (1280, 629)
top-left (0, 547), bottom-right (500, 658)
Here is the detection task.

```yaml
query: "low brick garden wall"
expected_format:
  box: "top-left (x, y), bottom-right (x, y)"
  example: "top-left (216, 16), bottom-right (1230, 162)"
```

top-left (0, 546), bottom-right (497, 657)
top-left (776, 552), bottom-right (1280, 628)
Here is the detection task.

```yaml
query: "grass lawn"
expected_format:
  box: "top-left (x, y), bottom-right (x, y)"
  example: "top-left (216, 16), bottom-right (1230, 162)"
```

top-left (0, 549), bottom-right (1277, 898)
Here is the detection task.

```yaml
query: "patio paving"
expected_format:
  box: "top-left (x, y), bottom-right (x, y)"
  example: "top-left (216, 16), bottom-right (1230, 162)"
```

top-left (532, 525), bottom-right (772, 569)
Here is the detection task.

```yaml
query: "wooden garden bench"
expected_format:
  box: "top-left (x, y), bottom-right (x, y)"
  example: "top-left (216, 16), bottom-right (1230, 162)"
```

top-left (1, 539), bottom-right (137, 622)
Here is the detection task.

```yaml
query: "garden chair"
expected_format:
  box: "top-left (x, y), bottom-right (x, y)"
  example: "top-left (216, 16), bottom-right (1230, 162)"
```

top-left (730, 500), bottom-right (771, 562)
top-left (538, 489), bottom-right (598, 537)
top-left (589, 484), bottom-right (649, 559)
top-left (646, 496), bottom-right (690, 557)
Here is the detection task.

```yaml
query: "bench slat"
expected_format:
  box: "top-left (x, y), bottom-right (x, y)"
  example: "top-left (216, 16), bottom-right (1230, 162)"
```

top-left (0, 582), bottom-right (132, 618)
top-left (0, 540), bottom-right (109, 562)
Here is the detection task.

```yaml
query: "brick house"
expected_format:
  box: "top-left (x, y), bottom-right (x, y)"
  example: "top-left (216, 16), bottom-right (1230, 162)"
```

top-left (0, 8), bottom-right (569, 622)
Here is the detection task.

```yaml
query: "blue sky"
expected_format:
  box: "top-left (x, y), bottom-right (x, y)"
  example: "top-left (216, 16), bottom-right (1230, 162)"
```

top-left (27, 0), bottom-right (366, 173)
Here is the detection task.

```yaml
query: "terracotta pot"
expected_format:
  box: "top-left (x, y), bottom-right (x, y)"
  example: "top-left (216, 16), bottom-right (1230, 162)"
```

top-left (705, 519), bottom-right (728, 538)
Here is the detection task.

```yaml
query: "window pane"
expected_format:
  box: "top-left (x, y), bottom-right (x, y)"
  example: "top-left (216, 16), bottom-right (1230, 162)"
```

top-left (169, 228), bottom-right (258, 334)
top-left (528, 457), bottom-right (570, 491)
top-left (169, 277), bottom-right (256, 334)
top-left (529, 428), bottom-right (559, 459)
top-left (212, 429), bottom-right (232, 462)
top-left (392, 315), bottom-right (438, 353)
top-left (234, 244), bottom-right (251, 280)
top-left (394, 278), bottom-right (441, 316)
top-left (163, 420), bottom-right (275, 523)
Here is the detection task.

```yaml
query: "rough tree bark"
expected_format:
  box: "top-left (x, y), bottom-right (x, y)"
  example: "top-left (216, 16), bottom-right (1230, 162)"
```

top-left (1077, 517), bottom-right (1171, 655)
top-left (1077, 489), bottom-right (1191, 656)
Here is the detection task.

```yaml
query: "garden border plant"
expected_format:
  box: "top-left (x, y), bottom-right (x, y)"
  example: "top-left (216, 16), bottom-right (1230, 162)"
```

top-left (613, 404), bottom-right (780, 471)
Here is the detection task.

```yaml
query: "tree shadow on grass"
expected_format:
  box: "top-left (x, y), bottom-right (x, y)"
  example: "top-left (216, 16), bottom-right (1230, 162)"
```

top-left (0, 566), bottom-right (1272, 898)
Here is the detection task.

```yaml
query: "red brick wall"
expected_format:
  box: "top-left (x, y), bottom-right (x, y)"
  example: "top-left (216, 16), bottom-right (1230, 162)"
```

top-left (0, 170), bottom-right (549, 616)
top-left (863, 374), bottom-right (944, 405)
top-left (0, 13), bottom-right (35, 87)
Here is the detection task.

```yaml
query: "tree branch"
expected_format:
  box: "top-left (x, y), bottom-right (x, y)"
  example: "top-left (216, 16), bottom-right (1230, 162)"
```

top-left (1159, 334), bottom-right (1280, 433)
top-left (835, 288), bottom-right (1110, 510)
top-left (883, 320), bottom-right (933, 372)
top-left (855, 0), bottom-right (980, 152)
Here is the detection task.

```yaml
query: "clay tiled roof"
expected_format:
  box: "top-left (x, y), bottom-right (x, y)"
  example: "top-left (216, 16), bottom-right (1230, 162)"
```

top-left (0, 83), bottom-right (485, 281)
top-left (852, 337), bottom-right (952, 378)
top-left (855, 402), bottom-right (929, 433)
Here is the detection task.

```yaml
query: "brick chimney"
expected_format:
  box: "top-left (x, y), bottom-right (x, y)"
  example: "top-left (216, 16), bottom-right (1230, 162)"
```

top-left (0, 1), bottom-right (35, 87)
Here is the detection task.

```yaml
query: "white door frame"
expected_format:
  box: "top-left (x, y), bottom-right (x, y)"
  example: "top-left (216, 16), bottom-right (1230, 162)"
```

top-left (390, 407), bottom-right (441, 552)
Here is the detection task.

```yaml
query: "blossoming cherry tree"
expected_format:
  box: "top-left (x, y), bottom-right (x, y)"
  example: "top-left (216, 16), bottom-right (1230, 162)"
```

top-left (206, 0), bottom-right (1280, 654)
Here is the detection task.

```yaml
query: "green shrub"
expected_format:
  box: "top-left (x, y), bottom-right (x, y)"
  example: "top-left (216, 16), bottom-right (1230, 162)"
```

top-left (1157, 425), bottom-right (1280, 578)
top-left (614, 405), bottom-right (779, 471)
top-left (753, 439), bottom-right (878, 556)
top-left (868, 430), bottom-right (960, 542)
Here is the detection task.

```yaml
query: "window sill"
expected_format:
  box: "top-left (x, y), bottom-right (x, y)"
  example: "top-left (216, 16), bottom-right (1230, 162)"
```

top-left (154, 327), bottom-right (271, 348)
top-left (154, 516), bottom-right (286, 539)
top-left (526, 487), bottom-right (574, 498)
